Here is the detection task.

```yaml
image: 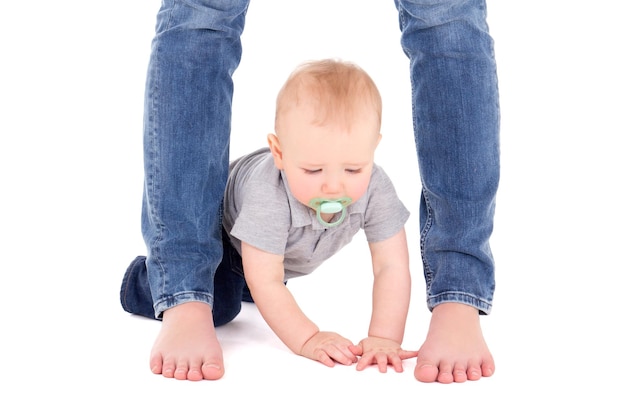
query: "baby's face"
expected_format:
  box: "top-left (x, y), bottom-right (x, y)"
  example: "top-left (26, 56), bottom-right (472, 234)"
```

top-left (270, 102), bottom-right (381, 220)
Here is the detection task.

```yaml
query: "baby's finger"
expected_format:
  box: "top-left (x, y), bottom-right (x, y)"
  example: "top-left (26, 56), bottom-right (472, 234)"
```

top-left (314, 350), bottom-right (335, 368)
top-left (326, 345), bottom-right (357, 366)
top-left (399, 349), bottom-right (419, 359)
top-left (348, 344), bottom-right (363, 357)
top-left (389, 354), bottom-right (405, 373)
top-left (375, 352), bottom-right (390, 373)
top-left (356, 352), bottom-right (375, 371)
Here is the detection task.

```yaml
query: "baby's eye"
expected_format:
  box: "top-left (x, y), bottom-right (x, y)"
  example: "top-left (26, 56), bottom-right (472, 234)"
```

top-left (346, 168), bottom-right (362, 174)
top-left (303, 168), bottom-right (321, 174)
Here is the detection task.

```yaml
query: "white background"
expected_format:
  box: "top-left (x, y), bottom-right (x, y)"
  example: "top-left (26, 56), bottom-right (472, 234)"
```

top-left (1, 1), bottom-right (624, 415)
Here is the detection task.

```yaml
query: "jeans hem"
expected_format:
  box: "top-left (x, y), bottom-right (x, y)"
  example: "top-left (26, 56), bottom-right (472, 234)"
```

top-left (153, 293), bottom-right (214, 319)
top-left (427, 292), bottom-right (492, 315)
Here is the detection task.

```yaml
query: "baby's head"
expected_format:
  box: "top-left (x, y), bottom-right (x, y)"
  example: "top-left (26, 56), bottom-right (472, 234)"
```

top-left (268, 59), bottom-right (383, 226)
top-left (273, 59), bottom-right (382, 135)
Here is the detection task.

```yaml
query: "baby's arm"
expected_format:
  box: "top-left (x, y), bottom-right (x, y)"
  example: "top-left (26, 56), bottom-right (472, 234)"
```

top-left (355, 227), bottom-right (418, 372)
top-left (241, 242), bottom-right (357, 367)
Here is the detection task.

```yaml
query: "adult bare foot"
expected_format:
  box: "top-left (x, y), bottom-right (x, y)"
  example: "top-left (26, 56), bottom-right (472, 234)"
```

top-left (415, 303), bottom-right (495, 383)
top-left (149, 301), bottom-right (224, 381)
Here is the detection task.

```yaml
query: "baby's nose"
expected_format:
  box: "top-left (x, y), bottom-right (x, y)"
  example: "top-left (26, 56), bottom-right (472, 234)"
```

top-left (322, 174), bottom-right (342, 194)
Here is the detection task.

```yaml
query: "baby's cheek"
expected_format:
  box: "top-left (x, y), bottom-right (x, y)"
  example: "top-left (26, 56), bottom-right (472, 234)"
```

top-left (348, 179), bottom-right (371, 202)
top-left (284, 171), bottom-right (317, 204)
top-left (291, 183), bottom-right (318, 207)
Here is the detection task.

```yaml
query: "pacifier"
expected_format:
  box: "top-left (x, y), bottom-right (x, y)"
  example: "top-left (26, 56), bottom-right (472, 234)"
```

top-left (309, 197), bottom-right (353, 228)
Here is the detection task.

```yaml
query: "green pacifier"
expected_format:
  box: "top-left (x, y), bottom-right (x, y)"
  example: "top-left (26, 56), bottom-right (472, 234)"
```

top-left (309, 197), bottom-right (353, 228)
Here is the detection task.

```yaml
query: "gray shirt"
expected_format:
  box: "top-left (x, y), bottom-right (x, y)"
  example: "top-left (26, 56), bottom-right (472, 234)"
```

top-left (223, 147), bottom-right (409, 279)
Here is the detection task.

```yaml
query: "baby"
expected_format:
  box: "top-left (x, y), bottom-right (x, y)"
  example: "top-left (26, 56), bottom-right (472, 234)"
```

top-left (121, 58), bottom-right (416, 377)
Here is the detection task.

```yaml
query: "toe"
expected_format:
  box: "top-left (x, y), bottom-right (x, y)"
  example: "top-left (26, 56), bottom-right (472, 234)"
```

top-left (149, 353), bottom-right (163, 375)
top-left (467, 359), bottom-right (483, 381)
top-left (453, 365), bottom-right (468, 383)
top-left (436, 362), bottom-right (454, 384)
top-left (174, 361), bottom-right (189, 380)
top-left (415, 359), bottom-right (439, 383)
top-left (202, 362), bottom-right (224, 380)
top-left (161, 357), bottom-right (176, 378)
top-left (187, 359), bottom-right (205, 382)
top-left (481, 358), bottom-right (495, 378)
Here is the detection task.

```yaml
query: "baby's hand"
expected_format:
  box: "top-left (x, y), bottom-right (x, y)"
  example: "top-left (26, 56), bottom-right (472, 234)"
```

top-left (353, 336), bottom-right (419, 373)
top-left (299, 331), bottom-right (358, 367)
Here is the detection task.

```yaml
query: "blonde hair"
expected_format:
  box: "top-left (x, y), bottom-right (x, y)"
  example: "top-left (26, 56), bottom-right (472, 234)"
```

top-left (275, 59), bottom-right (382, 133)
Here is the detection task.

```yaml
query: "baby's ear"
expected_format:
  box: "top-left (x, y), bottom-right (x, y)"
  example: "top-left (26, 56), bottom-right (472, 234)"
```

top-left (267, 133), bottom-right (284, 169)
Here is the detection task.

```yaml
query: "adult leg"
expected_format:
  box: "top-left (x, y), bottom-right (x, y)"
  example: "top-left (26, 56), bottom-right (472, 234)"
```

top-left (394, 0), bottom-right (500, 383)
top-left (140, 0), bottom-right (249, 380)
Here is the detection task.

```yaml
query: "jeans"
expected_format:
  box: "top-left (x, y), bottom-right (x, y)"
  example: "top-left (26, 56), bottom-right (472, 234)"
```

top-left (121, 0), bottom-right (499, 321)
top-left (396, 0), bottom-right (500, 314)
top-left (138, 0), bottom-right (248, 318)
top-left (121, 230), bottom-right (251, 325)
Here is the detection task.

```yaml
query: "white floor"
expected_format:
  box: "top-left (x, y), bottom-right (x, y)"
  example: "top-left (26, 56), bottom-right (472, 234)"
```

top-left (2, 1), bottom-right (625, 416)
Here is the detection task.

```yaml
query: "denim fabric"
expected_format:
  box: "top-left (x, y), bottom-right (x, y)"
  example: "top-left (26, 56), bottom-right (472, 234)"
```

top-left (140, 0), bottom-right (249, 318)
top-left (395, 0), bottom-right (500, 314)
top-left (127, 0), bottom-right (499, 321)
top-left (121, 230), bottom-right (250, 326)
